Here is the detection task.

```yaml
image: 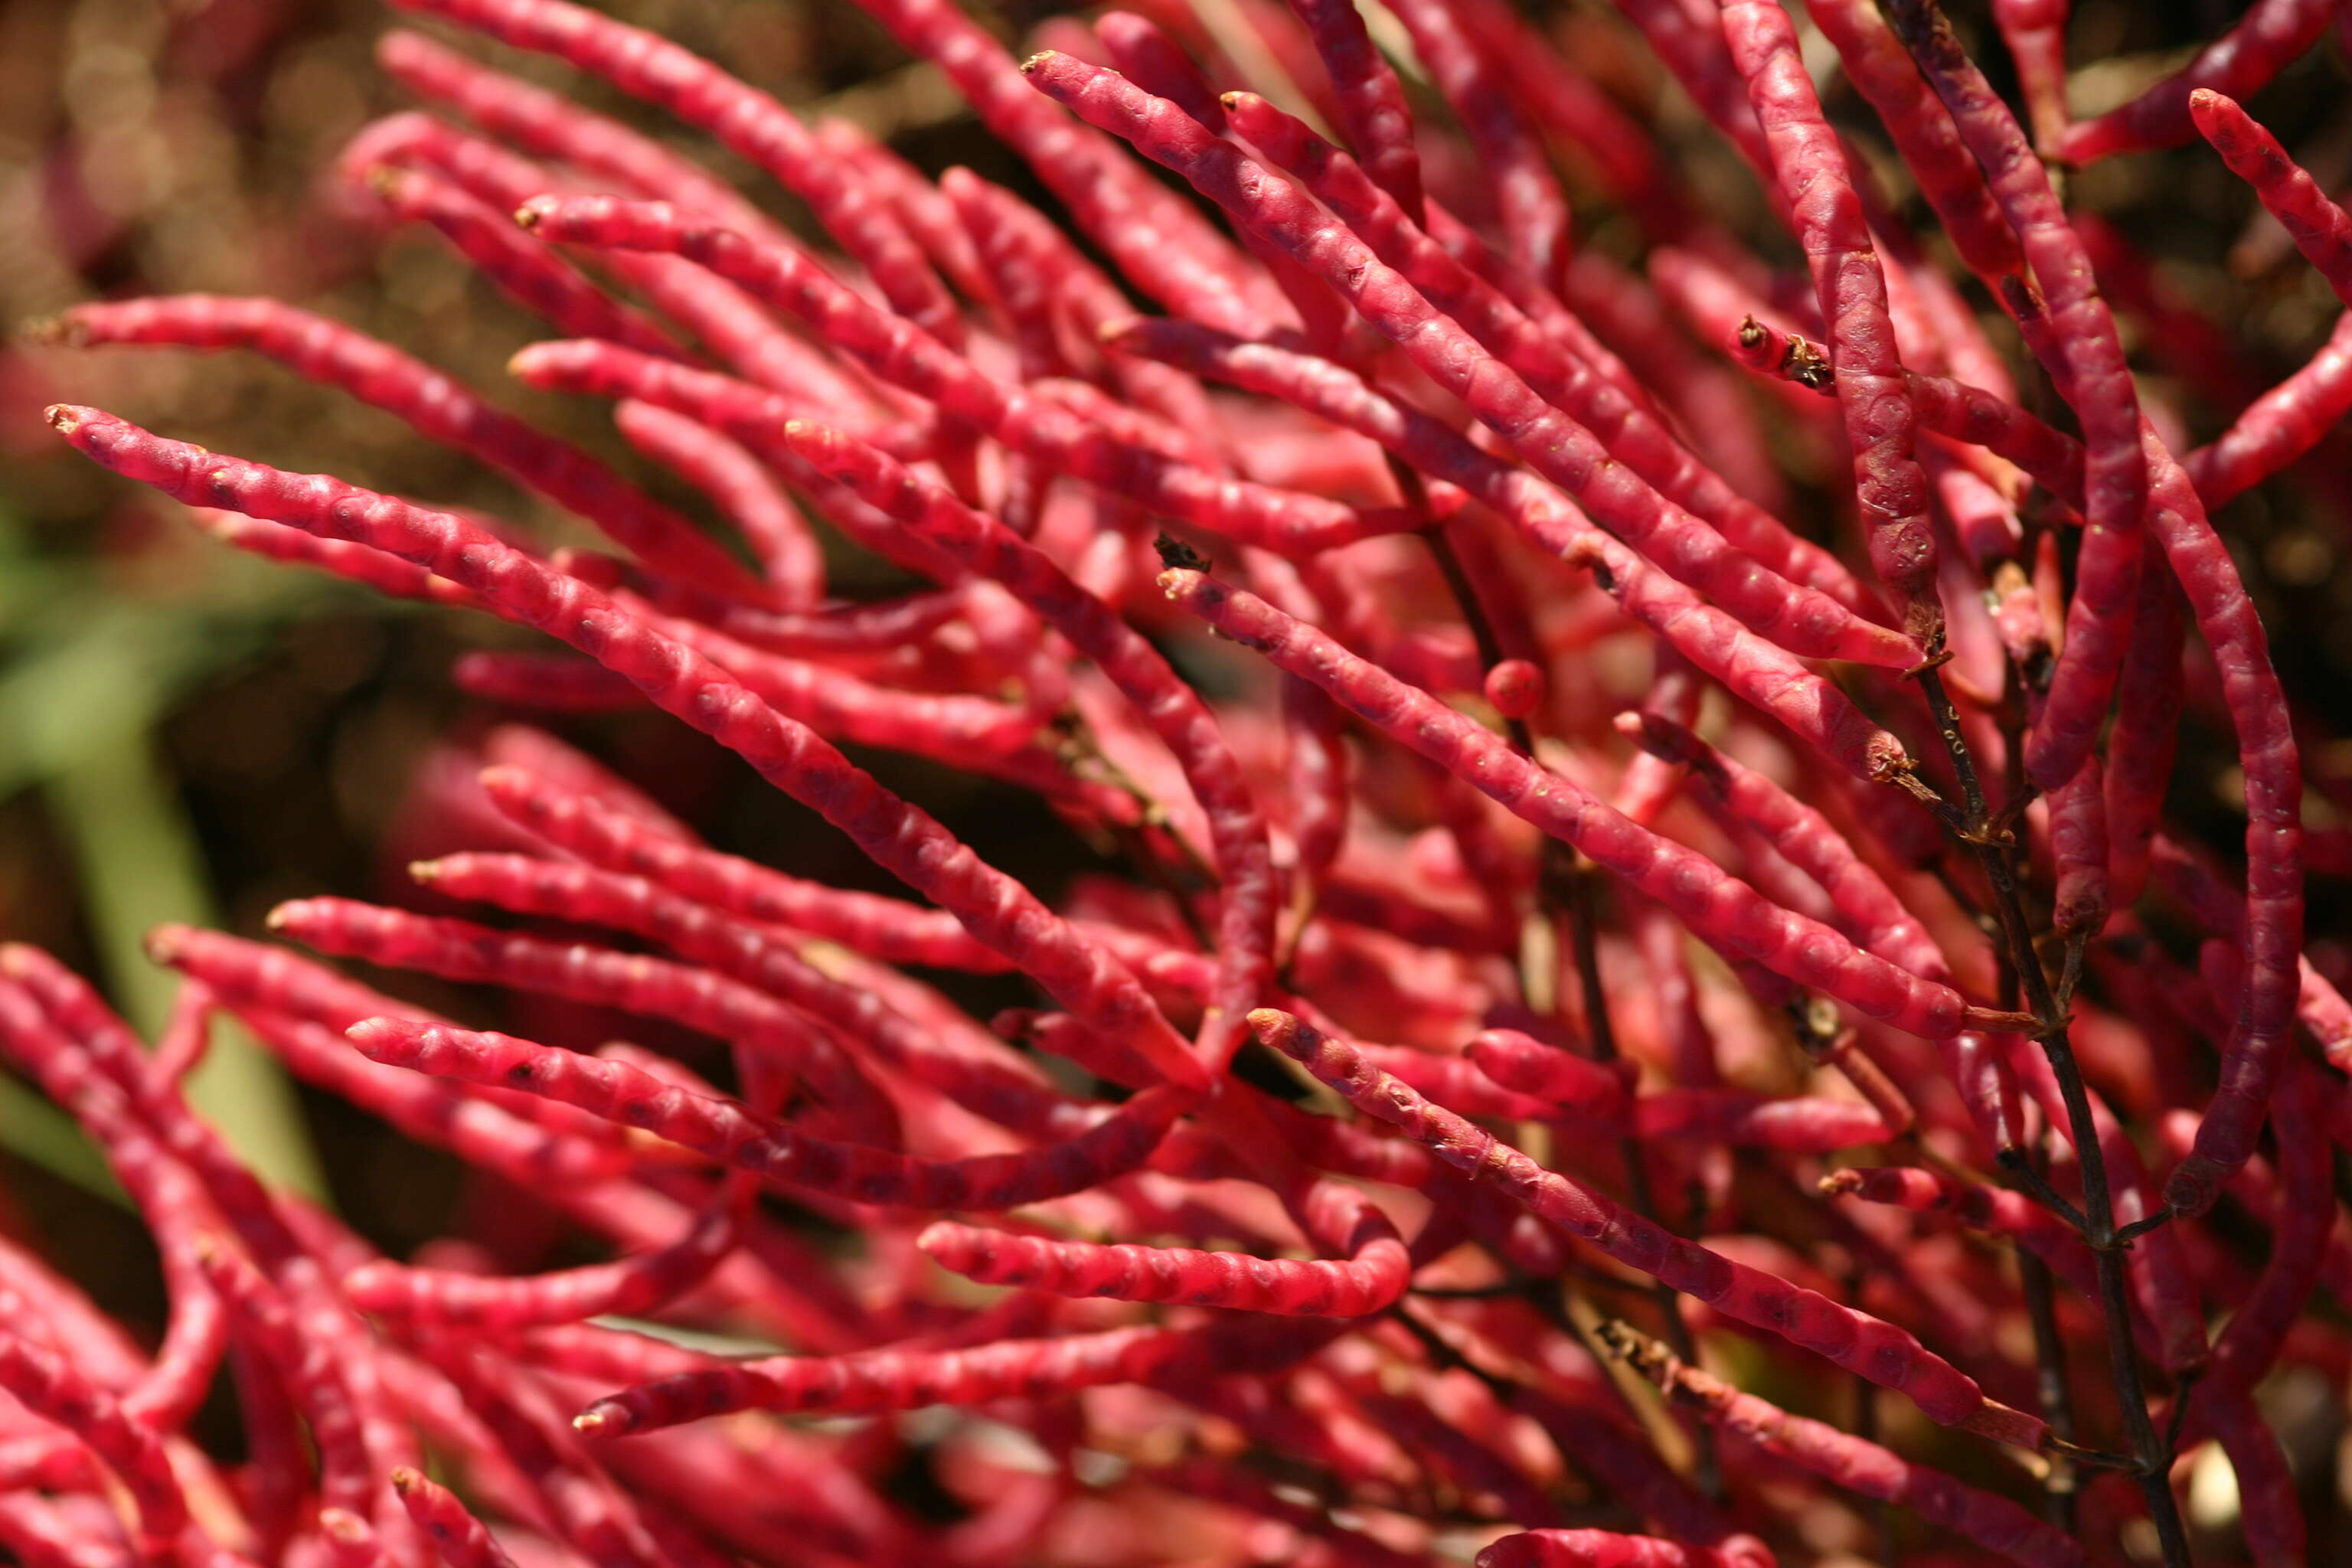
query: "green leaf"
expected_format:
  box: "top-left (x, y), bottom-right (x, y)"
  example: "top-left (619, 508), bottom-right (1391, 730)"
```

top-left (44, 724), bottom-right (328, 1200)
top-left (0, 1073), bottom-right (125, 1204)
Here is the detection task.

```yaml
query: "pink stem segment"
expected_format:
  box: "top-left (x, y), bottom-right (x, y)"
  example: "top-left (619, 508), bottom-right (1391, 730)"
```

top-left (47, 403), bottom-right (1210, 1094)
top-left (1161, 565), bottom-right (1990, 1040)
top-left (1248, 1007), bottom-right (2040, 1442)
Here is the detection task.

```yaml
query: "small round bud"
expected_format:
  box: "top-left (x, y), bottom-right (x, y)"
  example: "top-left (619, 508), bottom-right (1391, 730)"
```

top-left (1484, 658), bottom-right (1545, 720)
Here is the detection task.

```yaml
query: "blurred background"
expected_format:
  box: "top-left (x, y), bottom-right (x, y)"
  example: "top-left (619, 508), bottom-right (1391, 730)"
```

top-left (0, 0), bottom-right (1088, 1354)
top-left (2, 0), bottom-right (2350, 1487)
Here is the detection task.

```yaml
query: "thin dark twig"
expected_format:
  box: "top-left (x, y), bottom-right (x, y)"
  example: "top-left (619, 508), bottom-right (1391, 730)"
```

top-left (2002, 887), bottom-right (2082, 1534)
top-left (1420, 501), bottom-right (1724, 1501)
top-left (1911, 655), bottom-right (2190, 1562)
top-left (1540, 796), bottom-right (1722, 1502)
top-left (1999, 1147), bottom-right (2090, 1233)
top-left (2017, 1143), bottom-right (2082, 1530)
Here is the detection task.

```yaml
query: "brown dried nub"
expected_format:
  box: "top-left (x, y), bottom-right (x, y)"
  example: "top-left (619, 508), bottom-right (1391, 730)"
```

top-left (1153, 532), bottom-right (1211, 572)
top-left (1780, 335), bottom-right (1834, 390)
top-left (21, 316), bottom-right (87, 348)
top-left (1790, 991), bottom-right (1844, 1046)
top-left (1883, 0), bottom-right (1961, 55)
top-left (1591, 1318), bottom-right (1677, 1383)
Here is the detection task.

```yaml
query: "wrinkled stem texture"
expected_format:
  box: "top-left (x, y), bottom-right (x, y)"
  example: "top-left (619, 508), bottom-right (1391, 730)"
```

top-left (15, 3), bottom-right (2341, 1567)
